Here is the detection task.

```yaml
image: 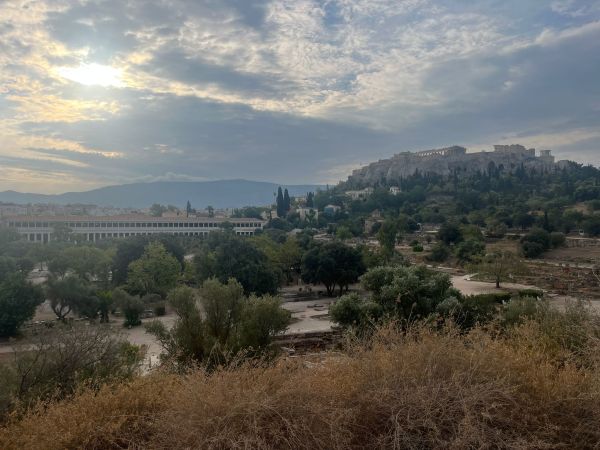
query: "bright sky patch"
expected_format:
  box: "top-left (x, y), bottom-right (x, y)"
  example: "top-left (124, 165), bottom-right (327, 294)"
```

top-left (57, 63), bottom-right (123, 87)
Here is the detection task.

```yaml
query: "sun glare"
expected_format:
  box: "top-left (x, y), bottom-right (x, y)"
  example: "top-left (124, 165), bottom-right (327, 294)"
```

top-left (57, 63), bottom-right (123, 87)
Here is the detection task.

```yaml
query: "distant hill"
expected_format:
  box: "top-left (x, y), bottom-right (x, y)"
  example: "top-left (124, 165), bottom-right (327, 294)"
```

top-left (0, 180), bottom-right (325, 209)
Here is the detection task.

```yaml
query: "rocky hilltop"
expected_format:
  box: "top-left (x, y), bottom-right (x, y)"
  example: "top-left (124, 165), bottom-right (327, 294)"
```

top-left (347, 144), bottom-right (564, 187)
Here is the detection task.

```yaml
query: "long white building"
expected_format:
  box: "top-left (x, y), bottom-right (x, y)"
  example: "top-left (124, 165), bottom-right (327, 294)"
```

top-left (1, 215), bottom-right (265, 243)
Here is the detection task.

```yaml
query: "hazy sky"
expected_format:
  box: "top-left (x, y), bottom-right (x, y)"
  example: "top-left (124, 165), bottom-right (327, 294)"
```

top-left (1, 0), bottom-right (599, 193)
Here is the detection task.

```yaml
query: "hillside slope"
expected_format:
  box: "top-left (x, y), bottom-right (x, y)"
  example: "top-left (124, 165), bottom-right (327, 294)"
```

top-left (0, 180), bottom-right (324, 209)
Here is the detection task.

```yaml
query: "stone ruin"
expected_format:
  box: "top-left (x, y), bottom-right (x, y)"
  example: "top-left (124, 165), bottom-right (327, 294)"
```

top-left (347, 144), bottom-right (560, 186)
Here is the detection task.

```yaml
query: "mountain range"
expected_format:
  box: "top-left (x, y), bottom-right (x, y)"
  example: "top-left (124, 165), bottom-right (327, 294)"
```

top-left (0, 180), bottom-right (325, 209)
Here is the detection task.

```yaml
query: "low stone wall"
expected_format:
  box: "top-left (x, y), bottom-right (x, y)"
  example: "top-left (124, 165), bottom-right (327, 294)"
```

top-left (566, 237), bottom-right (600, 248)
top-left (274, 329), bottom-right (343, 354)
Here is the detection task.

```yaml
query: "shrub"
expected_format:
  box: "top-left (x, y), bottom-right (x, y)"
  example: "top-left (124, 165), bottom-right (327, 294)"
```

top-left (0, 274), bottom-right (44, 337)
top-left (235, 295), bottom-right (291, 352)
top-left (146, 281), bottom-right (291, 370)
top-left (455, 239), bottom-right (485, 263)
top-left (329, 293), bottom-right (382, 330)
top-left (3, 323), bottom-right (600, 449)
top-left (436, 294), bottom-right (499, 330)
top-left (521, 241), bottom-right (546, 258)
top-left (550, 232), bottom-right (566, 248)
top-left (359, 265), bottom-right (456, 322)
top-left (427, 242), bottom-right (450, 262)
top-left (501, 297), bottom-right (542, 328)
top-left (0, 324), bottom-right (143, 417)
top-left (521, 228), bottom-right (551, 258)
top-left (518, 289), bottom-right (544, 299)
top-left (114, 289), bottom-right (144, 327)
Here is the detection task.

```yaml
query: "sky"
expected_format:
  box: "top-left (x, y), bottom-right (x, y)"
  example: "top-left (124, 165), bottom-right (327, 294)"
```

top-left (0, 0), bottom-right (599, 194)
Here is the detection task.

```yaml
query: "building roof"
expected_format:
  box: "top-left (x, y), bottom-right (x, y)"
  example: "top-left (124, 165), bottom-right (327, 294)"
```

top-left (2, 214), bottom-right (265, 224)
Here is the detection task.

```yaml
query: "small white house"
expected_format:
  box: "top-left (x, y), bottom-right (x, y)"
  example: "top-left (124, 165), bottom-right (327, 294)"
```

top-left (345, 187), bottom-right (374, 200)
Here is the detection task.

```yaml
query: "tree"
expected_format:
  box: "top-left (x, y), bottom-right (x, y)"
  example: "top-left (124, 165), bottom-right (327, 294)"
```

top-left (427, 242), bottom-right (450, 263)
top-left (472, 251), bottom-right (525, 288)
top-left (283, 188), bottom-right (291, 213)
top-left (0, 256), bottom-right (17, 283)
top-left (150, 203), bottom-right (167, 217)
top-left (146, 282), bottom-right (291, 370)
top-left (207, 205), bottom-right (215, 217)
top-left (45, 275), bottom-right (96, 321)
top-left (336, 226), bottom-right (353, 241)
top-left (301, 241), bottom-right (366, 296)
top-left (438, 223), bottom-right (463, 245)
top-left (52, 246), bottom-right (112, 286)
top-left (306, 192), bottom-right (314, 208)
top-left (186, 200), bottom-right (192, 217)
top-left (51, 223), bottom-right (72, 242)
top-left (194, 233), bottom-right (280, 295)
top-left (485, 220), bottom-right (507, 238)
top-left (329, 293), bottom-right (382, 331)
top-left (456, 239), bottom-right (485, 263)
top-left (146, 286), bottom-right (206, 369)
top-left (112, 235), bottom-right (184, 285)
top-left (113, 288), bottom-right (144, 327)
top-left (521, 228), bottom-right (551, 258)
top-left (360, 265), bottom-right (456, 321)
top-left (0, 274), bottom-right (44, 337)
top-left (583, 215), bottom-right (600, 237)
top-left (235, 294), bottom-right (290, 351)
top-left (377, 219), bottom-right (398, 258)
top-left (126, 242), bottom-right (181, 297)
top-left (276, 187), bottom-right (285, 218)
top-left (199, 278), bottom-right (244, 346)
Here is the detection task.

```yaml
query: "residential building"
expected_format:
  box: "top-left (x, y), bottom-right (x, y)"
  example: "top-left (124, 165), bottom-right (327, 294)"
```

top-left (345, 187), bottom-right (374, 200)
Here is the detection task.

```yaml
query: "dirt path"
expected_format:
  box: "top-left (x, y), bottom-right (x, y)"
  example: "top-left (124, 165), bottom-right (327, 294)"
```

top-left (451, 274), bottom-right (540, 296)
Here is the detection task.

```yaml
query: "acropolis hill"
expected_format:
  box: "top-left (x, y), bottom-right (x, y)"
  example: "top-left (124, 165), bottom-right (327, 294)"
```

top-left (346, 144), bottom-right (565, 187)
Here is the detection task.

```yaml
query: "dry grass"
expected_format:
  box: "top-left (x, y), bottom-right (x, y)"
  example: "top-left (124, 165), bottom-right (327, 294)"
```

top-left (1, 323), bottom-right (600, 449)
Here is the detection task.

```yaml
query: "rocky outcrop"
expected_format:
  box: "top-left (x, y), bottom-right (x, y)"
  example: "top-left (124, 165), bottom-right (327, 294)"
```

top-left (347, 145), bottom-right (559, 187)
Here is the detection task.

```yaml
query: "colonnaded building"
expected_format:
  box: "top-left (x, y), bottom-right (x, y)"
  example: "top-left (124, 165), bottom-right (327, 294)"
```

top-left (0, 215), bottom-right (265, 243)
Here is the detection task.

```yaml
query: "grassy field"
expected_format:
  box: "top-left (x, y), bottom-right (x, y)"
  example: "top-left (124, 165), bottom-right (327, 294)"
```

top-left (2, 315), bottom-right (600, 450)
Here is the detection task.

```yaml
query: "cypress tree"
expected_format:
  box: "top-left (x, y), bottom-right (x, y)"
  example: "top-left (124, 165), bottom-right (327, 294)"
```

top-left (276, 187), bottom-right (285, 217)
top-left (283, 188), bottom-right (291, 213)
top-left (306, 192), bottom-right (314, 208)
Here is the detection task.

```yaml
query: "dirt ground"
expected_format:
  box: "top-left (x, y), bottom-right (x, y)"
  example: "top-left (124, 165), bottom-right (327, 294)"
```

top-left (542, 246), bottom-right (600, 264)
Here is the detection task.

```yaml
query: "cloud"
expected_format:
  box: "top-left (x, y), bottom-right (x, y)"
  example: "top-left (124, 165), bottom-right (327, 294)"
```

top-left (0, 0), bottom-right (599, 193)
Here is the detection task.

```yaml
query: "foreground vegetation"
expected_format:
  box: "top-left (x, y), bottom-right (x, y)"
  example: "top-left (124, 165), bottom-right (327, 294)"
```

top-left (1, 300), bottom-right (599, 449)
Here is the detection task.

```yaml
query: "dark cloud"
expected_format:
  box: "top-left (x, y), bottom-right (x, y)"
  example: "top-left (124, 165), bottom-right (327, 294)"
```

top-left (141, 48), bottom-right (293, 97)
top-left (20, 91), bottom-right (393, 184)
top-left (1, 0), bottom-right (599, 192)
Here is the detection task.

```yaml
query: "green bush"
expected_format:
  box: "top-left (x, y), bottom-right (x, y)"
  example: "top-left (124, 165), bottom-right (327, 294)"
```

top-left (427, 242), bottom-right (450, 262)
top-left (436, 294), bottom-right (499, 330)
top-left (518, 289), bottom-right (544, 299)
top-left (501, 297), bottom-right (541, 328)
top-left (114, 289), bottom-right (144, 327)
top-left (0, 274), bottom-right (44, 337)
top-left (329, 293), bottom-right (382, 330)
